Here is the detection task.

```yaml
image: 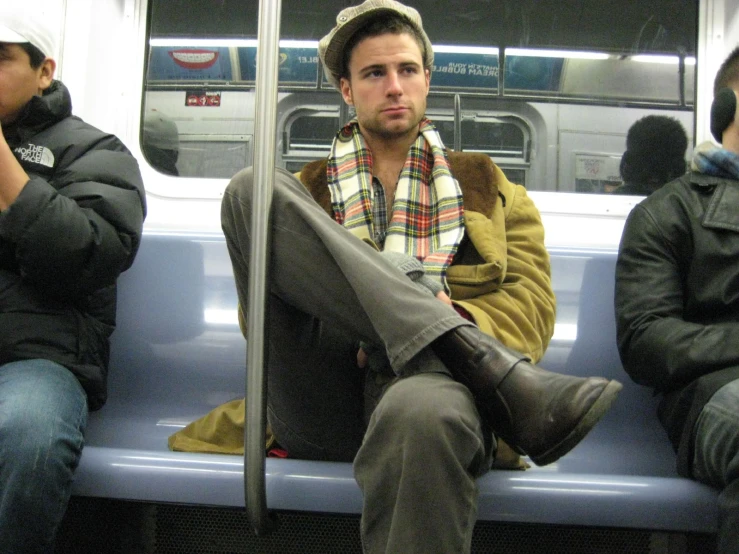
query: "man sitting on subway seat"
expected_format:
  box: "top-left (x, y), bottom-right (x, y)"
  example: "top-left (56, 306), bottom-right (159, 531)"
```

top-left (175, 1), bottom-right (623, 553)
top-left (615, 46), bottom-right (739, 554)
top-left (0, 6), bottom-right (146, 553)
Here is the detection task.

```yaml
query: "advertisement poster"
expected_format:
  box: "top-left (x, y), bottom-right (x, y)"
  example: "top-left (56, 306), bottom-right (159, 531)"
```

top-left (431, 52), bottom-right (499, 90)
top-left (237, 47), bottom-right (319, 85)
top-left (148, 47), bottom-right (233, 81)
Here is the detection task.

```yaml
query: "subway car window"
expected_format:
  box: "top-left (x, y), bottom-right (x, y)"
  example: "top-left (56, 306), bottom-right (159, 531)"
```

top-left (142, 0), bottom-right (697, 194)
top-left (284, 110), bottom-right (340, 173)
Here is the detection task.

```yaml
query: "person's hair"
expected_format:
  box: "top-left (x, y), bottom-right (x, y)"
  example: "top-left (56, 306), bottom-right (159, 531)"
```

top-left (715, 46), bottom-right (739, 95)
top-left (619, 115), bottom-right (688, 188)
top-left (18, 42), bottom-right (46, 69)
top-left (340, 13), bottom-right (428, 82)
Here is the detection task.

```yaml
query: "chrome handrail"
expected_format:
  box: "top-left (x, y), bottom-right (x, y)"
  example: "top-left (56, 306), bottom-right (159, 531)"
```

top-left (244, 0), bottom-right (282, 537)
top-left (453, 94), bottom-right (462, 152)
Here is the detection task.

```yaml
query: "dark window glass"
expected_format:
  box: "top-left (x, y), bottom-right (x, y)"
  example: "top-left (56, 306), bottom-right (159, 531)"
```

top-left (143, 0), bottom-right (697, 196)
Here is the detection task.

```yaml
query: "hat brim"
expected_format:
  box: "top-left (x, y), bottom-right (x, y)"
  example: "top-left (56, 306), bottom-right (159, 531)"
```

top-left (0, 24), bottom-right (27, 44)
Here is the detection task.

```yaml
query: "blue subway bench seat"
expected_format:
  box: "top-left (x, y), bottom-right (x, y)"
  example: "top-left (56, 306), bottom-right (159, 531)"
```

top-left (60, 232), bottom-right (718, 552)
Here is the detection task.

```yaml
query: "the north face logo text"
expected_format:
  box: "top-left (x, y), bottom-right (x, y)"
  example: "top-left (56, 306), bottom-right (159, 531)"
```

top-left (14, 144), bottom-right (55, 168)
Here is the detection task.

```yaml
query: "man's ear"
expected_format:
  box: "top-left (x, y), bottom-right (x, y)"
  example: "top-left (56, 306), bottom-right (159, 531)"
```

top-left (340, 77), bottom-right (353, 106)
top-left (37, 58), bottom-right (56, 93)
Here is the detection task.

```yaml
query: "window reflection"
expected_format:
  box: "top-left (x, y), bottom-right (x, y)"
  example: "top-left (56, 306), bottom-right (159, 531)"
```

top-left (142, 0), bottom-right (697, 195)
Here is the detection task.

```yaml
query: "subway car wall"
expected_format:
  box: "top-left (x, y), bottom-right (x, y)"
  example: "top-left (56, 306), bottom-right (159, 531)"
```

top-left (54, 0), bottom-right (709, 242)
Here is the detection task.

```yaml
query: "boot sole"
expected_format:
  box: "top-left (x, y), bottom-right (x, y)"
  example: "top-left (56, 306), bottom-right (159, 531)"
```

top-left (528, 380), bottom-right (623, 466)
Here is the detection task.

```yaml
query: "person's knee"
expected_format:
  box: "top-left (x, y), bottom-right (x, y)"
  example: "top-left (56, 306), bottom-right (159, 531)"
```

top-left (1, 394), bottom-right (84, 471)
top-left (225, 166), bottom-right (256, 201)
top-left (223, 166), bottom-right (302, 213)
top-left (692, 381), bottom-right (739, 488)
top-left (6, 396), bottom-right (69, 435)
top-left (712, 380), bottom-right (739, 409)
top-left (1, 409), bottom-right (61, 474)
top-left (372, 374), bottom-right (481, 447)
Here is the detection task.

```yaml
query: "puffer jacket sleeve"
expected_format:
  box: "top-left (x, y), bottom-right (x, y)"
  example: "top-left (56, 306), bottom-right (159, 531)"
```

top-left (0, 133), bottom-right (145, 299)
top-left (615, 202), bottom-right (739, 391)
top-left (454, 183), bottom-right (556, 362)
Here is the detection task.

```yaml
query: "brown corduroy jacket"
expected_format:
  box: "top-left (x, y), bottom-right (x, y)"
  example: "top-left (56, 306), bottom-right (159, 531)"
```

top-left (298, 152), bottom-right (556, 362)
top-left (169, 153), bottom-right (555, 464)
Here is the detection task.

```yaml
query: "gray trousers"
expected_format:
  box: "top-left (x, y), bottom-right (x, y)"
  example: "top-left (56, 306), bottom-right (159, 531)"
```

top-left (221, 167), bottom-right (493, 553)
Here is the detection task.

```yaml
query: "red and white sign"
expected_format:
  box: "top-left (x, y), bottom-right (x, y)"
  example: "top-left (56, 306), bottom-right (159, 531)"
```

top-left (185, 90), bottom-right (222, 107)
top-left (169, 49), bottom-right (220, 70)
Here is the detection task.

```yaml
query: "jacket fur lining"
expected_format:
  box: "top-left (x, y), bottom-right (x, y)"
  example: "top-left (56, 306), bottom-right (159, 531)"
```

top-left (298, 151), bottom-right (499, 217)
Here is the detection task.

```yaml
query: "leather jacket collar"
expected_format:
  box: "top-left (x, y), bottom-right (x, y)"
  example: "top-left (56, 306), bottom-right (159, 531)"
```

top-left (690, 172), bottom-right (739, 232)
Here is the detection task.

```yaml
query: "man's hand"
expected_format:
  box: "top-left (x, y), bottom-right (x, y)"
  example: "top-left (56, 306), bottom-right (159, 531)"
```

top-left (357, 347), bottom-right (369, 369)
top-left (436, 290), bottom-right (452, 306)
top-left (0, 123), bottom-right (30, 210)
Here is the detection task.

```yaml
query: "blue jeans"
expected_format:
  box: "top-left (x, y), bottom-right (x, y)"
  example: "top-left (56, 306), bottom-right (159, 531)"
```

top-left (0, 359), bottom-right (88, 553)
top-left (692, 378), bottom-right (739, 554)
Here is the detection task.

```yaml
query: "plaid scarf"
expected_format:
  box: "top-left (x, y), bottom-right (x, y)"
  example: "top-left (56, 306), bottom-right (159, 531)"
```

top-left (327, 118), bottom-right (465, 285)
top-left (691, 141), bottom-right (739, 180)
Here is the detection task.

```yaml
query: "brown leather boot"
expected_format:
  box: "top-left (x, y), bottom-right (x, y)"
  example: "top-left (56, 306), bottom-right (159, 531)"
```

top-left (432, 325), bottom-right (622, 466)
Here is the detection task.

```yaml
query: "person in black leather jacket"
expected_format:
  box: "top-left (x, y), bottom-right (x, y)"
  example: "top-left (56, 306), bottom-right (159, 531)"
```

top-left (615, 47), bottom-right (739, 553)
top-left (0, 9), bottom-right (145, 552)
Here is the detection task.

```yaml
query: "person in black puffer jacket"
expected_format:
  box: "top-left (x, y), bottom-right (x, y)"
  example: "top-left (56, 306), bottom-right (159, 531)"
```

top-left (0, 9), bottom-right (145, 553)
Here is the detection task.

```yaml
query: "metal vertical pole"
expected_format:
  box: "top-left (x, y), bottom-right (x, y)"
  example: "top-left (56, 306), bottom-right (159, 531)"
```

top-left (453, 94), bottom-right (462, 152)
top-left (244, 0), bottom-right (281, 537)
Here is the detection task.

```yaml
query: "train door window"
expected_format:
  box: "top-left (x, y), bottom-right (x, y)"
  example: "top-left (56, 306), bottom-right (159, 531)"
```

top-left (141, 0), bottom-right (698, 208)
top-left (141, 0), bottom-right (260, 196)
top-left (283, 110), bottom-right (340, 172)
top-left (176, 135), bottom-right (252, 180)
top-left (435, 116), bottom-right (530, 188)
